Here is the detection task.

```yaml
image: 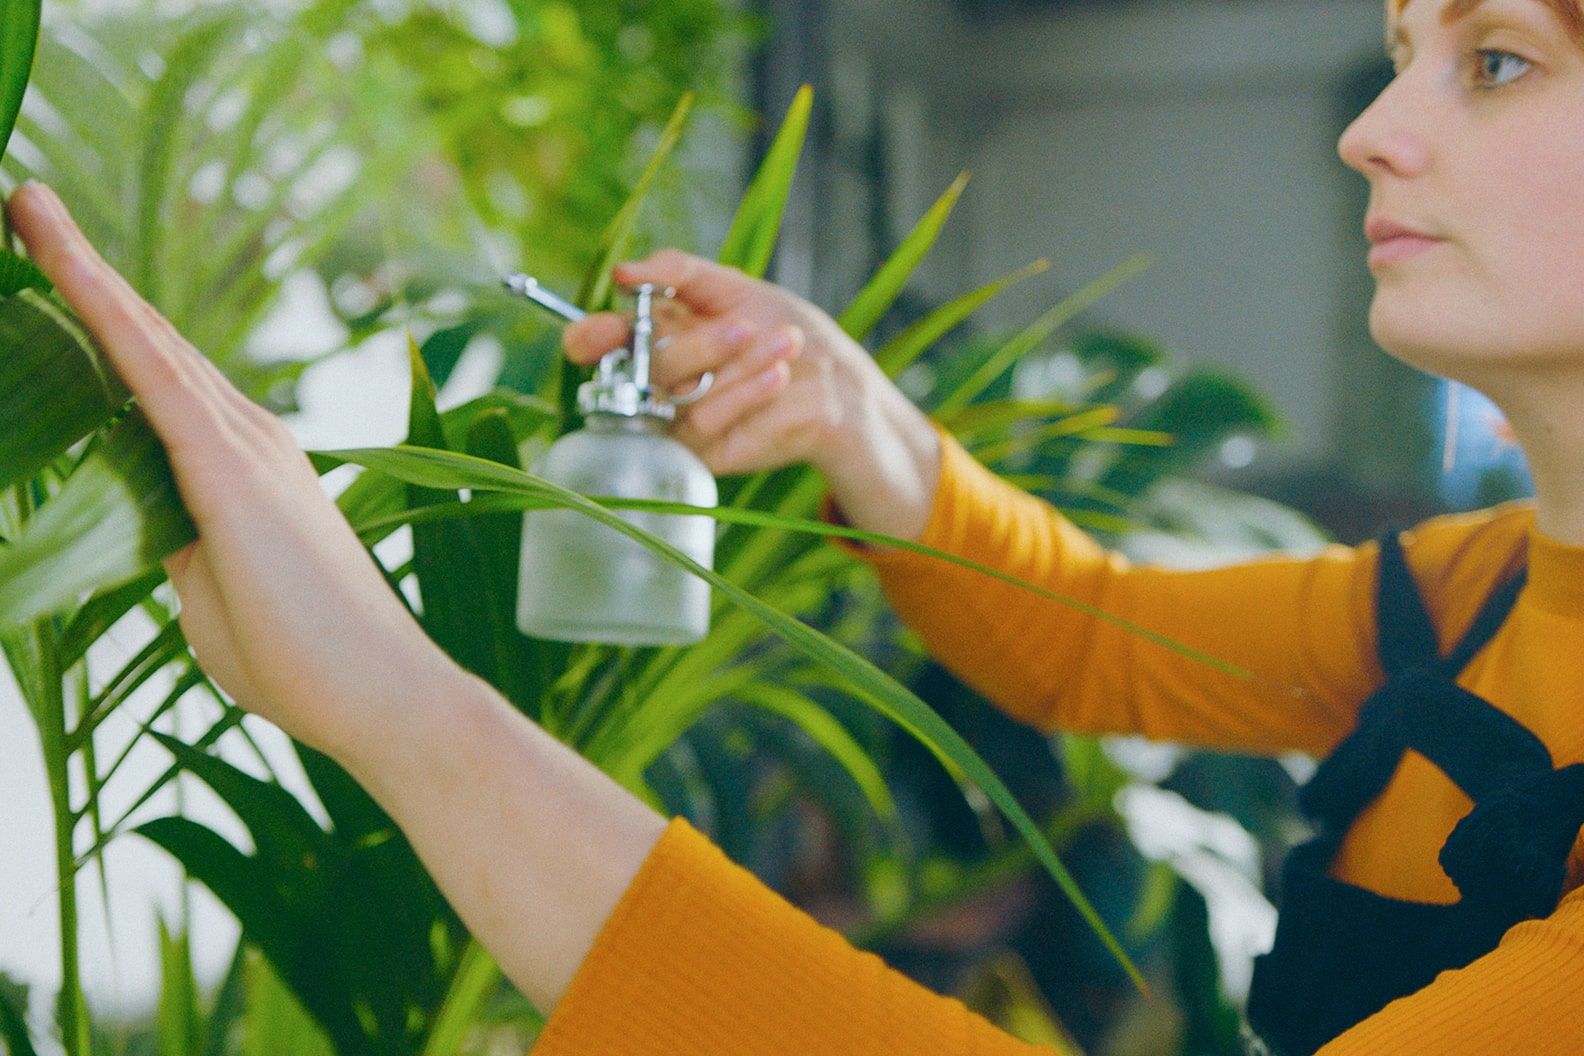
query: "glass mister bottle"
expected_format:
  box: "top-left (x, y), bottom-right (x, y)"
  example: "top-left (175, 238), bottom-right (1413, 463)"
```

top-left (514, 283), bottom-right (718, 646)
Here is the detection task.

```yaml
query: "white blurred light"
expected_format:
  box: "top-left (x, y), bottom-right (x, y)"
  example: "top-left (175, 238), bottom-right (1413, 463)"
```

top-left (1220, 435), bottom-right (1257, 469)
top-left (1133, 366), bottom-right (1169, 400)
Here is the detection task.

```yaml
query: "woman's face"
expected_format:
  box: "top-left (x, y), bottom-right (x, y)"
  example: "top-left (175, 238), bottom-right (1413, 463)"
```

top-left (1337, 0), bottom-right (1584, 383)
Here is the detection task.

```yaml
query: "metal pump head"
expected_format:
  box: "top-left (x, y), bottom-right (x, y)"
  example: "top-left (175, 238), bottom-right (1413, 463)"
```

top-left (580, 283), bottom-right (692, 420)
top-left (501, 273), bottom-right (713, 419)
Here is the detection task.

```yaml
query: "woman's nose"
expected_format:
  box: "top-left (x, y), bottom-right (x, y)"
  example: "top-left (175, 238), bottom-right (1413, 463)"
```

top-left (1337, 74), bottom-right (1431, 179)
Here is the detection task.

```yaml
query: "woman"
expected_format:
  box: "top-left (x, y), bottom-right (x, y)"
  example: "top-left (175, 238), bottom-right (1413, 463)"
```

top-left (8, 0), bottom-right (1584, 1050)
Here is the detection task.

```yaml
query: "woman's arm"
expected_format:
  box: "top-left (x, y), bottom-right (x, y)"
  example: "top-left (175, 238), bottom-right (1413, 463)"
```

top-left (6, 182), bottom-right (1063, 1052)
top-left (5, 181), bottom-right (661, 1014)
top-left (566, 250), bottom-right (1385, 756)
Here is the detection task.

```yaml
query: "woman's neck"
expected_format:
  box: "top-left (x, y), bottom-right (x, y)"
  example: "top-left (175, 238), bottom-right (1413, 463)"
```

top-left (1478, 370), bottom-right (1584, 547)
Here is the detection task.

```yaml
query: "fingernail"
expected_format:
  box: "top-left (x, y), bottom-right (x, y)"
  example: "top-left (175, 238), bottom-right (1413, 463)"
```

top-left (726, 321), bottom-right (753, 346)
top-left (27, 181), bottom-right (65, 218)
top-left (768, 328), bottom-right (798, 357)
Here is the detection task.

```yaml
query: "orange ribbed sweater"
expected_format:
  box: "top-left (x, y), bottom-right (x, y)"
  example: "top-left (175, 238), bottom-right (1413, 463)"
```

top-left (534, 424), bottom-right (1584, 1054)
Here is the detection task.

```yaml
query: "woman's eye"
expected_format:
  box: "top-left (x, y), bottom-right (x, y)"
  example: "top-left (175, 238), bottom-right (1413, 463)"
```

top-left (1471, 48), bottom-right (1532, 89)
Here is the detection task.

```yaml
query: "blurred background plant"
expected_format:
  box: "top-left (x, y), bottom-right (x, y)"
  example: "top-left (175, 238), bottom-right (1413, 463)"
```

top-left (0, 2), bottom-right (1331, 1055)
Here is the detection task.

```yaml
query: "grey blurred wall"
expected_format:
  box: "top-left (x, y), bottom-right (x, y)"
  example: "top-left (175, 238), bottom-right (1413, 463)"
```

top-left (751, 0), bottom-right (1434, 529)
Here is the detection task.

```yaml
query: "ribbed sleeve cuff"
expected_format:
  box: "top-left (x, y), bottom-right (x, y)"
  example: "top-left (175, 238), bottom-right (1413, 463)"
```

top-left (819, 419), bottom-right (983, 570)
top-left (533, 815), bottom-right (1047, 1055)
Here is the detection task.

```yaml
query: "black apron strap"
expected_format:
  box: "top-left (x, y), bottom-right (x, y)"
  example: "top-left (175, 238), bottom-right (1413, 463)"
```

top-left (1374, 530), bottom-right (1441, 676)
top-left (1443, 565), bottom-right (1527, 674)
top-left (1395, 671), bottom-right (1554, 800)
top-left (1298, 530), bottom-right (1529, 829)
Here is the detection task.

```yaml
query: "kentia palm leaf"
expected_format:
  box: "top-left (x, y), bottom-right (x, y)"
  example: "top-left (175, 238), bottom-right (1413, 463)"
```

top-left (7, 0), bottom-right (420, 395)
top-left (0, 286), bottom-right (129, 497)
top-left (137, 731), bottom-right (464, 1056)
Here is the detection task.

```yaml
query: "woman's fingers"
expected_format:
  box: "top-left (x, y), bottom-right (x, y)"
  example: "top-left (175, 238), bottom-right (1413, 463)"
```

top-left (562, 311), bottom-right (631, 365)
top-left (672, 325), bottom-right (802, 447)
top-left (612, 249), bottom-right (752, 315)
top-left (693, 383), bottom-right (822, 476)
top-left (564, 304), bottom-right (774, 396)
top-left (649, 315), bottom-right (759, 391)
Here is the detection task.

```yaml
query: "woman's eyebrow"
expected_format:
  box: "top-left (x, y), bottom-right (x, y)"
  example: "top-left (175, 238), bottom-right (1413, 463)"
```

top-left (1386, 0), bottom-right (1538, 50)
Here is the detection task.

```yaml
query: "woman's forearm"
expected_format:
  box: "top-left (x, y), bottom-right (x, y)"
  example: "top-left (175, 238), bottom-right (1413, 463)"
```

top-left (819, 381), bottom-right (942, 547)
top-left (333, 669), bottom-right (667, 1015)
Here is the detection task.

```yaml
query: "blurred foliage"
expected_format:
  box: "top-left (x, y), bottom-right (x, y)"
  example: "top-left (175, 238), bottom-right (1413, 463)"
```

top-left (0, 1), bottom-right (1332, 1055)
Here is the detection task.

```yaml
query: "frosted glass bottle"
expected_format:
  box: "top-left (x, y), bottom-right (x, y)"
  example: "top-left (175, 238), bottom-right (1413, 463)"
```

top-left (516, 414), bottom-right (717, 644)
top-left (514, 282), bottom-right (719, 646)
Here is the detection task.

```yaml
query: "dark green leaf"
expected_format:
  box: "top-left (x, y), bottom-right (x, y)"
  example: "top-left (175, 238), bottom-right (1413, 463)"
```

top-left (0, 251), bottom-right (52, 297)
top-left (0, 0), bottom-right (40, 164)
top-left (404, 333), bottom-right (501, 683)
top-left (0, 406), bottom-right (195, 631)
top-left (0, 289), bottom-right (130, 495)
top-left (157, 916), bottom-right (205, 1056)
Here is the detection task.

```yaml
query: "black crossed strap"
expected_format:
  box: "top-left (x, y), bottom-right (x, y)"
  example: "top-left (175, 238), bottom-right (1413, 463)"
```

top-left (1299, 531), bottom-right (1529, 827)
top-left (1297, 530), bottom-right (1584, 917)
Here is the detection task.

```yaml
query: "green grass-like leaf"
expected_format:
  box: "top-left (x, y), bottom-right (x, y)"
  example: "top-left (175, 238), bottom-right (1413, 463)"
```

top-left (873, 259), bottom-right (1049, 377)
top-left (934, 251), bottom-right (1154, 416)
top-left (717, 84), bottom-right (812, 278)
top-left (577, 91), bottom-right (696, 313)
top-left (311, 441), bottom-right (1202, 992)
top-left (0, 0), bottom-right (39, 165)
top-left (837, 171), bottom-right (970, 343)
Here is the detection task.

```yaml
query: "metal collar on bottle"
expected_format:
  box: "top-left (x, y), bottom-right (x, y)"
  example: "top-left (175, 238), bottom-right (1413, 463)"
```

top-left (579, 283), bottom-right (681, 421)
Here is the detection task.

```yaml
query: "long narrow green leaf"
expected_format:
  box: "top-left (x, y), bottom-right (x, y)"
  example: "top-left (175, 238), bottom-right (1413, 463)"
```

top-left (418, 941), bottom-right (501, 1056)
top-left (201, 943), bottom-right (250, 1056)
top-left (146, 731), bottom-right (333, 883)
top-left (404, 332), bottom-right (502, 684)
top-left (0, 972), bottom-right (37, 1056)
top-left (75, 704), bottom-right (247, 871)
top-left (0, 288), bottom-right (130, 494)
top-left (970, 405), bottom-right (1121, 465)
top-left (239, 949), bottom-right (335, 1056)
top-left (942, 398), bottom-right (1084, 440)
top-left (157, 916), bottom-right (205, 1056)
top-left (873, 259), bottom-right (1049, 376)
top-left (57, 568), bottom-right (166, 669)
top-left (321, 462), bottom-right (1254, 683)
top-left (310, 442), bottom-right (1150, 991)
top-left (576, 91), bottom-right (695, 312)
top-left (0, 406), bottom-right (194, 631)
top-left (463, 408), bottom-right (544, 715)
top-left (836, 172), bottom-right (969, 342)
top-left (0, 0), bottom-right (40, 163)
top-left (934, 251), bottom-right (1154, 416)
top-left (736, 684), bottom-right (896, 819)
top-left (716, 84), bottom-right (812, 277)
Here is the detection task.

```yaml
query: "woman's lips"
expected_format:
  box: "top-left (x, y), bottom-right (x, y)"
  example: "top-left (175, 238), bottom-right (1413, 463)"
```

top-left (1368, 234), bottom-right (1443, 268)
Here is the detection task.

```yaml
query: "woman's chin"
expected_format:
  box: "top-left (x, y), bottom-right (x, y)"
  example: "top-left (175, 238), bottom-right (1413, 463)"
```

top-left (1367, 295), bottom-right (1489, 376)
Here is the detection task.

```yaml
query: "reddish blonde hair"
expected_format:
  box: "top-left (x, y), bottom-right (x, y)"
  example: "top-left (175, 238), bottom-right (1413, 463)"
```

top-left (1387, 0), bottom-right (1584, 50)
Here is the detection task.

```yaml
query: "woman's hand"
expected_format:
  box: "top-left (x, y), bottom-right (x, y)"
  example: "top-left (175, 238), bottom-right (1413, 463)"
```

top-left (7, 180), bottom-right (668, 1014)
top-left (6, 180), bottom-right (463, 758)
top-left (564, 250), bottom-right (942, 543)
